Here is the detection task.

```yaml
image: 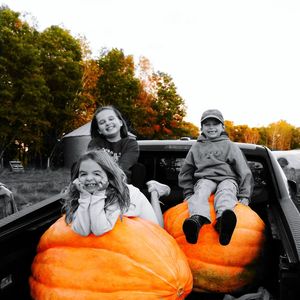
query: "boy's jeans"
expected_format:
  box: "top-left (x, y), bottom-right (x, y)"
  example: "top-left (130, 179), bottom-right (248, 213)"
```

top-left (186, 178), bottom-right (238, 222)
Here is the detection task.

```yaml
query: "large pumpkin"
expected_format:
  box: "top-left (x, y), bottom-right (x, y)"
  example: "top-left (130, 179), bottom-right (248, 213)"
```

top-left (29, 216), bottom-right (193, 300)
top-left (163, 195), bottom-right (266, 294)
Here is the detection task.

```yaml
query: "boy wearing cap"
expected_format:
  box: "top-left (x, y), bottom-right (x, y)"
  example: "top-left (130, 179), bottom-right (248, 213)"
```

top-left (178, 109), bottom-right (253, 245)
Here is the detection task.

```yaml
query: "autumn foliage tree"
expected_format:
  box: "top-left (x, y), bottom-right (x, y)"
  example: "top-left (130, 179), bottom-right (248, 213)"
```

top-left (68, 37), bottom-right (101, 129)
top-left (225, 120), bottom-right (299, 150)
top-left (291, 127), bottom-right (300, 149)
top-left (94, 51), bottom-right (198, 139)
top-left (266, 120), bottom-right (294, 150)
top-left (149, 71), bottom-right (186, 138)
top-left (1, 6), bottom-right (300, 169)
top-left (134, 57), bottom-right (198, 139)
top-left (244, 127), bottom-right (260, 144)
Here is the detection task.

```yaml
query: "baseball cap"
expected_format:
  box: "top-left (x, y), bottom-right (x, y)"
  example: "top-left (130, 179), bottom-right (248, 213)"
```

top-left (201, 109), bottom-right (224, 125)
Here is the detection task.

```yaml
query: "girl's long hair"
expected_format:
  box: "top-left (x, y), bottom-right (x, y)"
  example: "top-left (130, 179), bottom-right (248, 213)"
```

top-left (62, 150), bottom-right (130, 224)
top-left (90, 106), bottom-right (129, 139)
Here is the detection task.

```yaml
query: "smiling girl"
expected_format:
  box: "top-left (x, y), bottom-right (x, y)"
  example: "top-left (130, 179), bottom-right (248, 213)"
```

top-left (63, 150), bottom-right (168, 236)
top-left (87, 106), bottom-right (139, 183)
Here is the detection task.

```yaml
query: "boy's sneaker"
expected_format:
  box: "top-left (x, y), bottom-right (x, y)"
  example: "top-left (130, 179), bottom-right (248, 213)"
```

top-left (215, 210), bottom-right (237, 246)
top-left (183, 215), bottom-right (208, 244)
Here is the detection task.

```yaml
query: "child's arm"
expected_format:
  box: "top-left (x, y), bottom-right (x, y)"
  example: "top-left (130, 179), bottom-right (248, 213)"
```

top-left (70, 179), bottom-right (93, 236)
top-left (89, 191), bottom-right (121, 236)
top-left (118, 138), bottom-right (139, 180)
top-left (178, 150), bottom-right (196, 199)
top-left (71, 195), bottom-right (92, 236)
top-left (230, 144), bottom-right (254, 200)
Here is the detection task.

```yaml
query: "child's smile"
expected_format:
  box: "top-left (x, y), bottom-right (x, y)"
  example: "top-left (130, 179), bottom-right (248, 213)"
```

top-left (79, 159), bottom-right (108, 194)
top-left (201, 118), bottom-right (224, 140)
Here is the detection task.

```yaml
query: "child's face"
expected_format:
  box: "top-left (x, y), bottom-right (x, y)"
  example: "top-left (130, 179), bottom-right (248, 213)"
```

top-left (78, 159), bottom-right (108, 194)
top-left (201, 118), bottom-right (224, 139)
top-left (96, 109), bottom-right (123, 139)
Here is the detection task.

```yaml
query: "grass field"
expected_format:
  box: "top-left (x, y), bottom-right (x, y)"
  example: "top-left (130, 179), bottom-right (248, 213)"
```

top-left (1, 165), bottom-right (300, 214)
top-left (0, 168), bottom-right (70, 211)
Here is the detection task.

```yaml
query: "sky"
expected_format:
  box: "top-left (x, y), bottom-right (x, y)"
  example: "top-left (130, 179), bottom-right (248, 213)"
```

top-left (3, 0), bottom-right (300, 128)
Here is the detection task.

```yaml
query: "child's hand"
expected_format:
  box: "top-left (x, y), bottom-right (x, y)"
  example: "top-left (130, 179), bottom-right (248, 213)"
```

top-left (93, 181), bottom-right (109, 196)
top-left (73, 178), bottom-right (91, 198)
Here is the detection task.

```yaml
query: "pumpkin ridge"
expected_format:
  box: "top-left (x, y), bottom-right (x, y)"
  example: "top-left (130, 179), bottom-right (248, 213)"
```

top-left (43, 243), bottom-right (187, 276)
top-left (113, 252), bottom-right (181, 291)
top-left (46, 218), bottom-right (189, 281)
top-left (163, 200), bottom-right (266, 293)
top-left (189, 258), bottom-right (245, 271)
top-left (190, 258), bottom-right (261, 275)
top-left (130, 218), bottom-right (189, 282)
top-left (32, 260), bottom-right (178, 294)
top-left (186, 248), bottom-right (262, 267)
top-left (33, 248), bottom-right (181, 291)
top-left (169, 210), bottom-right (187, 230)
top-left (30, 216), bottom-right (193, 299)
top-left (30, 279), bottom-right (187, 299)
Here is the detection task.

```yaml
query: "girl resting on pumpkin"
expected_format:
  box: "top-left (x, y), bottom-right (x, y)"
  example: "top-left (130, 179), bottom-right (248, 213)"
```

top-left (62, 149), bottom-right (170, 236)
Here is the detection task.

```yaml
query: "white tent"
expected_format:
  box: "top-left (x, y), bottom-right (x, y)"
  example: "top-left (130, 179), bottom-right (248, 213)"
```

top-left (63, 122), bottom-right (91, 138)
top-left (61, 122), bottom-right (91, 168)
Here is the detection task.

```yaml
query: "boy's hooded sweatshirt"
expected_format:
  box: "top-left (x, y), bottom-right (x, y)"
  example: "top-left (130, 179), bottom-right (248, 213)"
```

top-left (178, 133), bottom-right (253, 200)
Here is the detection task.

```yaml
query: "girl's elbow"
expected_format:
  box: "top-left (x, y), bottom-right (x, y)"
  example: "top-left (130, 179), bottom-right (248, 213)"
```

top-left (91, 228), bottom-right (103, 236)
top-left (73, 228), bottom-right (90, 237)
top-left (91, 224), bottom-right (112, 236)
top-left (71, 224), bottom-right (90, 237)
top-left (79, 231), bottom-right (90, 237)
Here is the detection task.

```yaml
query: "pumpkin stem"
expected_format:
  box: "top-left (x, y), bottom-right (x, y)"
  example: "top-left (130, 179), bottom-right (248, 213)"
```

top-left (177, 287), bottom-right (184, 297)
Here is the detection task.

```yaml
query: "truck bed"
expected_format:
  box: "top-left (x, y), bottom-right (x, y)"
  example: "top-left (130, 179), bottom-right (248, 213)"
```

top-left (1, 141), bottom-right (300, 299)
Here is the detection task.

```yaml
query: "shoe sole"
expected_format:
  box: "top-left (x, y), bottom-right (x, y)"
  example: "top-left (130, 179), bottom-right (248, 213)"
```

top-left (183, 219), bottom-right (200, 244)
top-left (219, 210), bottom-right (237, 246)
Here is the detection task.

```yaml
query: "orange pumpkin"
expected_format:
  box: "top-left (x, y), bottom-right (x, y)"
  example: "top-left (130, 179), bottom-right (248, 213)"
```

top-left (29, 216), bottom-right (193, 300)
top-left (163, 195), bottom-right (266, 294)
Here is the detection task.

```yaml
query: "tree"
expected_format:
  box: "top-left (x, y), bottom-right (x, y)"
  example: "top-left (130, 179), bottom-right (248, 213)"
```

top-left (0, 6), bottom-right (50, 164)
top-left (130, 56), bottom-right (165, 138)
top-left (244, 127), bottom-right (260, 144)
top-left (225, 121), bottom-right (237, 141)
top-left (179, 121), bottom-right (199, 139)
top-left (96, 51), bottom-right (196, 139)
top-left (266, 120), bottom-right (293, 150)
top-left (234, 125), bottom-right (252, 143)
top-left (96, 48), bottom-right (140, 131)
top-left (146, 71), bottom-right (186, 138)
top-left (225, 121), bottom-right (259, 144)
top-left (291, 127), bottom-right (300, 149)
top-left (39, 25), bottom-right (83, 162)
top-left (257, 127), bottom-right (268, 146)
top-left (69, 36), bottom-right (100, 129)
top-left (71, 58), bottom-right (100, 128)
top-left (135, 57), bottom-right (194, 139)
